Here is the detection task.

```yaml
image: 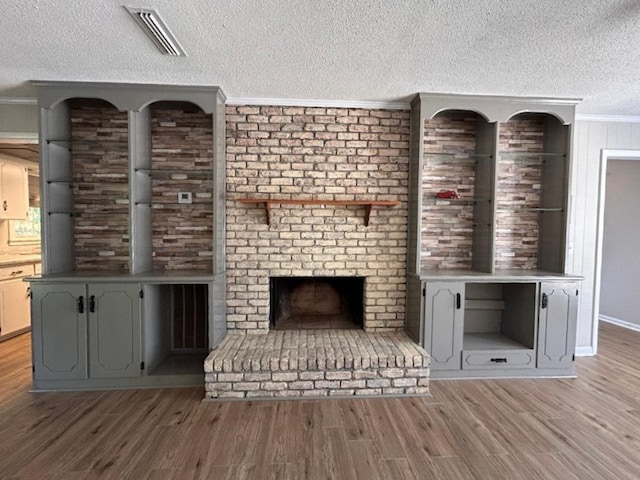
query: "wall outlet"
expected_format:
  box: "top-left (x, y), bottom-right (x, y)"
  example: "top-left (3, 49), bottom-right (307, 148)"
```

top-left (178, 192), bottom-right (192, 204)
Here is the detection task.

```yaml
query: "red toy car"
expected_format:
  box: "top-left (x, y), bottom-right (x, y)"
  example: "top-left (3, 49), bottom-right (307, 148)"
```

top-left (435, 190), bottom-right (460, 199)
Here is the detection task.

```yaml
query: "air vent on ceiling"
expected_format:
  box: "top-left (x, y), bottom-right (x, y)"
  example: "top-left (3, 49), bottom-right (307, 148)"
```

top-left (125, 6), bottom-right (186, 56)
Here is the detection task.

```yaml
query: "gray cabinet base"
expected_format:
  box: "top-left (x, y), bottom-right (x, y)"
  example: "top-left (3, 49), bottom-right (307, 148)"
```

top-left (430, 368), bottom-right (575, 380)
top-left (32, 373), bottom-right (204, 392)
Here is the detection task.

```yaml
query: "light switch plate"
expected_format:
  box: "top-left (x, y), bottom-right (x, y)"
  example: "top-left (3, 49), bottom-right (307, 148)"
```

top-left (178, 192), bottom-right (192, 204)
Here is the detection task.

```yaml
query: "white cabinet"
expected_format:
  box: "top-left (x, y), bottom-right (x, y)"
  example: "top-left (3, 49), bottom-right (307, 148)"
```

top-left (0, 264), bottom-right (34, 341)
top-left (0, 161), bottom-right (28, 220)
top-left (0, 278), bottom-right (31, 339)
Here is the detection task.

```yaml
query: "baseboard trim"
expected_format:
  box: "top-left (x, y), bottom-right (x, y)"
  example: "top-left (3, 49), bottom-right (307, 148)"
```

top-left (0, 133), bottom-right (38, 141)
top-left (599, 315), bottom-right (640, 333)
top-left (575, 346), bottom-right (595, 357)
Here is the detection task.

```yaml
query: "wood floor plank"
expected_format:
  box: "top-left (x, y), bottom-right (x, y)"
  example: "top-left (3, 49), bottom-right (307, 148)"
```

top-left (367, 398), bottom-right (412, 459)
top-left (324, 426), bottom-right (358, 480)
top-left (392, 399), bottom-right (461, 457)
top-left (346, 440), bottom-right (382, 480)
top-left (379, 458), bottom-right (418, 480)
top-left (339, 398), bottom-right (376, 441)
top-left (261, 401), bottom-right (304, 464)
top-left (3, 325), bottom-right (640, 479)
top-left (431, 456), bottom-right (476, 480)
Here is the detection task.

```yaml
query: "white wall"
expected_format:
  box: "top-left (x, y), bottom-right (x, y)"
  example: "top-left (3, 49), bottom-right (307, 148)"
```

top-left (599, 160), bottom-right (640, 325)
top-left (0, 101), bottom-right (37, 138)
top-left (571, 120), bottom-right (640, 354)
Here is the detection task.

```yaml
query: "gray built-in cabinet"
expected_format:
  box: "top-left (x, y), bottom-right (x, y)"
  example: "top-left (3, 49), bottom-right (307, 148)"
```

top-left (405, 93), bottom-right (582, 378)
top-left (31, 283), bottom-right (141, 381)
top-left (28, 82), bottom-right (227, 390)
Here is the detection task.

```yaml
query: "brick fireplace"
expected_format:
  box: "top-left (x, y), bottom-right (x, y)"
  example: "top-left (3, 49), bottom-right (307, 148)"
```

top-left (225, 105), bottom-right (410, 333)
top-left (204, 104), bottom-right (431, 399)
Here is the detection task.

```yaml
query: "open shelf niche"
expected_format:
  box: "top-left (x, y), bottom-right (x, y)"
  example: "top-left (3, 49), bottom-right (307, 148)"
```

top-left (420, 109), bottom-right (495, 272)
top-left (131, 101), bottom-right (216, 273)
top-left (463, 282), bottom-right (536, 352)
top-left (37, 82), bottom-right (227, 278)
top-left (406, 95), bottom-right (574, 278)
top-left (41, 97), bottom-right (131, 273)
top-left (495, 113), bottom-right (570, 273)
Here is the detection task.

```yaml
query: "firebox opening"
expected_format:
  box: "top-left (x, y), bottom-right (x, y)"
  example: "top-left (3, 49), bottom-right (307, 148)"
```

top-left (270, 277), bottom-right (364, 330)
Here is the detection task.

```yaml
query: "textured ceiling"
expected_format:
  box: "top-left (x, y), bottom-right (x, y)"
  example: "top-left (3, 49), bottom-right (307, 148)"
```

top-left (2, 0), bottom-right (640, 115)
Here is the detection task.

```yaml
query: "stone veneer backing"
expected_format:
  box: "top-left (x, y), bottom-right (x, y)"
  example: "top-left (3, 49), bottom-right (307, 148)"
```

top-left (150, 106), bottom-right (214, 271)
top-left (495, 117), bottom-right (545, 270)
top-left (225, 106), bottom-right (410, 333)
top-left (421, 113), bottom-right (480, 270)
top-left (71, 100), bottom-right (130, 271)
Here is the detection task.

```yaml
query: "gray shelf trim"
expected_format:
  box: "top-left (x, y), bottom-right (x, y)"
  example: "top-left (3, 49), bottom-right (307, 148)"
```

top-left (32, 81), bottom-right (226, 113)
top-left (25, 270), bottom-right (223, 283)
top-left (134, 168), bottom-right (213, 177)
top-left (423, 198), bottom-right (492, 206)
top-left (415, 270), bottom-right (584, 282)
top-left (495, 207), bottom-right (564, 213)
top-left (498, 152), bottom-right (566, 159)
top-left (416, 92), bottom-right (579, 124)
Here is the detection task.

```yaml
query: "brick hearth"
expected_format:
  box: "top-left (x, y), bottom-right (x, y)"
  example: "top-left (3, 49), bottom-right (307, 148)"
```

top-left (204, 330), bottom-right (429, 399)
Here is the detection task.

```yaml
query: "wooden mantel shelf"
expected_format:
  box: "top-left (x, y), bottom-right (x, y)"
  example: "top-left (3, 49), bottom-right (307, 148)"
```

top-left (238, 198), bottom-right (401, 226)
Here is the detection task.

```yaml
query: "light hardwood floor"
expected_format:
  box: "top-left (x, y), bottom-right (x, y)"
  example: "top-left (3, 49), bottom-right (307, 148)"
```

top-left (1, 323), bottom-right (640, 479)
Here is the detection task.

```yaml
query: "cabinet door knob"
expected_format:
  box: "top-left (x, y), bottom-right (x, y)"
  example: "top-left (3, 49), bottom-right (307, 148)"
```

top-left (77, 296), bottom-right (84, 314)
top-left (456, 293), bottom-right (461, 310)
top-left (2, 201), bottom-right (7, 211)
top-left (89, 295), bottom-right (96, 313)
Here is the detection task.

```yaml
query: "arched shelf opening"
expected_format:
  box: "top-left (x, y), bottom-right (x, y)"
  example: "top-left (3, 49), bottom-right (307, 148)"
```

top-left (420, 109), bottom-right (496, 273)
top-left (494, 111), bottom-right (570, 272)
top-left (429, 107), bottom-right (491, 124)
top-left (132, 99), bottom-right (215, 274)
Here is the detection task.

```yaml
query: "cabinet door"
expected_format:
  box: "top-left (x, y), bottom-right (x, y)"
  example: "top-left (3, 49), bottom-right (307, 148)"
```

top-left (537, 282), bottom-right (578, 369)
top-left (423, 282), bottom-right (464, 370)
top-left (31, 284), bottom-right (87, 380)
top-left (0, 162), bottom-right (28, 220)
top-left (0, 279), bottom-right (31, 337)
top-left (88, 284), bottom-right (141, 378)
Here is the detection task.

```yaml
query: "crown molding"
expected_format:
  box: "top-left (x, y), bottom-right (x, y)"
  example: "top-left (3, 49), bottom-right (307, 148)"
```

top-left (418, 92), bottom-right (581, 106)
top-left (0, 97), bottom-right (37, 105)
top-left (226, 96), bottom-right (410, 110)
top-left (576, 113), bottom-right (640, 123)
top-left (8, 94), bottom-right (640, 121)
